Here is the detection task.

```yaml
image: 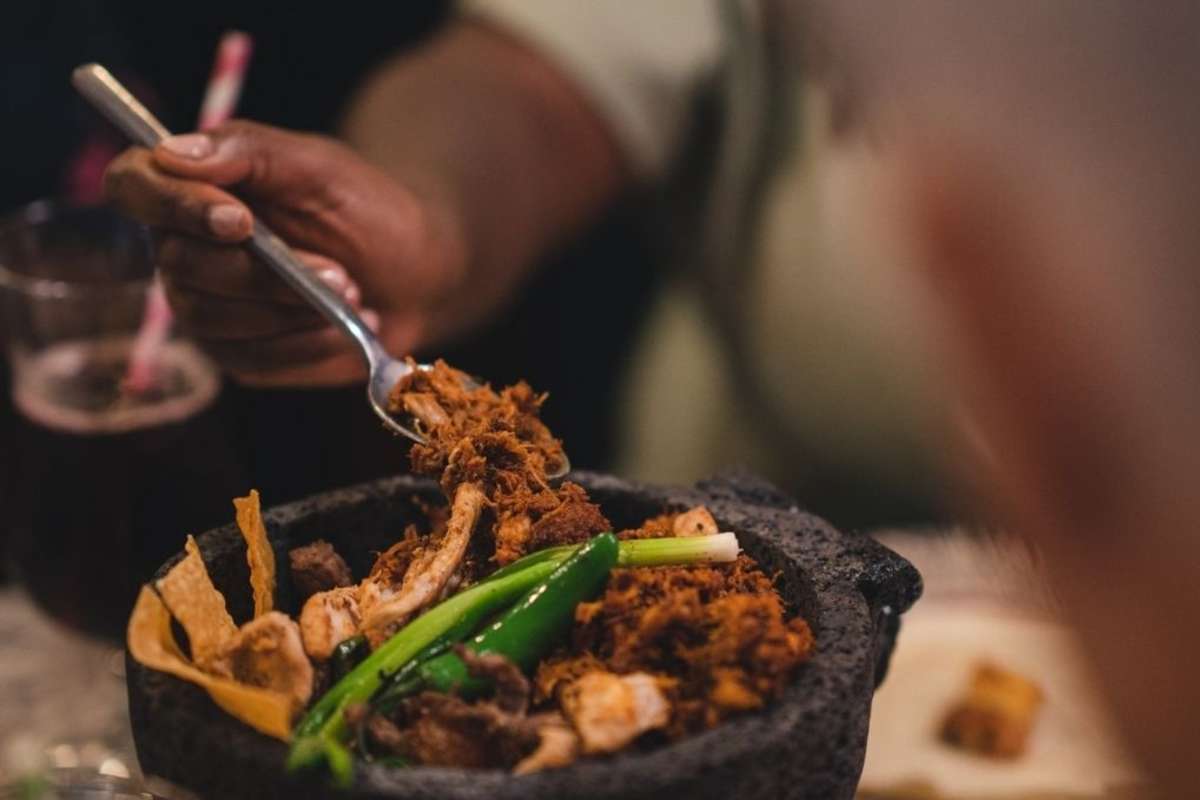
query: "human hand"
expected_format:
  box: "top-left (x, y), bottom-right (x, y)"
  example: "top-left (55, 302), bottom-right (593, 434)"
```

top-left (104, 120), bottom-right (466, 386)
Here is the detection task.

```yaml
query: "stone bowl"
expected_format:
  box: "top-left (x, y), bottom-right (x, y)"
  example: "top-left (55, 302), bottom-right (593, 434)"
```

top-left (127, 470), bottom-right (922, 800)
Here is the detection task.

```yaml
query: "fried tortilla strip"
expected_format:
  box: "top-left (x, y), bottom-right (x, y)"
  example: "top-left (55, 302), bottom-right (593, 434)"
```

top-left (127, 586), bottom-right (295, 741)
top-left (361, 482), bottom-right (486, 647)
top-left (155, 536), bottom-right (237, 668)
top-left (234, 490), bottom-right (275, 617)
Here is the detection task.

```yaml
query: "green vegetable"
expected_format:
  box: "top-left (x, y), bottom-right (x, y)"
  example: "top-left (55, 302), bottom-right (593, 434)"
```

top-left (287, 531), bottom-right (739, 785)
top-left (286, 555), bottom-right (563, 780)
top-left (492, 531), bottom-right (739, 574)
top-left (380, 532), bottom-right (618, 704)
top-left (330, 635), bottom-right (369, 682)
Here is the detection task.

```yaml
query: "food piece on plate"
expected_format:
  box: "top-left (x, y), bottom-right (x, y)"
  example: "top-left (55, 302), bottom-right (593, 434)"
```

top-left (127, 586), bottom-right (297, 740)
top-left (940, 661), bottom-right (1045, 758)
top-left (398, 391), bottom-right (450, 428)
top-left (512, 713), bottom-right (581, 775)
top-left (560, 670), bottom-right (671, 754)
top-left (301, 358), bottom-right (591, 656)
top-left (361, 482), bottom-right (487, 646)
top-left (534, 651), bottom-right (609, 703)
top-left (298, 510), bottom-right (471, 659)
top-left (355, 531), bottom-right (425, 612)
top-left (389, 359), bottom-right (566, 480)
top-left (155, 535), bottom-right (237, 669)
top-left (390, 359), bottom-right (608, 565)
top-left (379, 692), bottom-right (539, 768)
top-left (299, 585), bottom-right (361, 661)
top-left (288, 539), bottom-right (353, 601)
top-left (208, 611), bottom-right (314, 708)
top-left (571, 553), bottom-right (815, 737)
top-left (458, 645), bottom-right (531, 714)
top-left (672, 505), bottom-right (719, 537)
top-left (618, 513), bottom-right (677, 541)
top-left (359, 649), bottom-right (579, 772)
top-left (234, 489), bottom-right (276, 616)
top-left (132, 508), bottom-right (316, 740)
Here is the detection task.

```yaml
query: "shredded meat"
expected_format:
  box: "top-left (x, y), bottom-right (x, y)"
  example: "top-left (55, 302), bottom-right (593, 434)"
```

top-left (288, 540), bottom-right (353, 602)
top-left (381, 692), bottom-right (538, 768)
top-left (566, 553), bottom-right (815, 738)
top-left (534, 652), bottom-right (609, 704)
top-left (352, 648), bottom-right (582, 773)
top-left (389, 360), bottom-right (608, 565)
top-left (362, 483), bottom-right (486, 647)
top-left (617, 513), bottom-right (677, 541)
top-left (299, 498), bottom-right (484, 658)
top-left (457, 645), bottom-right (531, 715)
top-left (209, 611), bottom-right (314, 709)
top-left (390, 360), bottom-right (566, 483)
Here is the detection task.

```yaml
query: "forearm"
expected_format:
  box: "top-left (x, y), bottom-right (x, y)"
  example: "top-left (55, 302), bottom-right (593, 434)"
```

top-left (341, 20), bottom-right (627, 344)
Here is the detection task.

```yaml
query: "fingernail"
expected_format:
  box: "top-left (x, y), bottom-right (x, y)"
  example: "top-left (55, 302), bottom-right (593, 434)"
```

top-left (362, 309), bottom-right (381, 332)
top-left (160, 133), bottom-right (214, 159)
top-left (344, 283), bottom-right (361, 306)
top-left (317, 268), bottom-right (348, 293)
top-left (207, 205), bottom-right (249, 238)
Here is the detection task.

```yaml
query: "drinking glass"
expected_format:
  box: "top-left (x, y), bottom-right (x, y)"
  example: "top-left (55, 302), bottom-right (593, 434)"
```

top-left (0, 201), bottom-right (250, 797)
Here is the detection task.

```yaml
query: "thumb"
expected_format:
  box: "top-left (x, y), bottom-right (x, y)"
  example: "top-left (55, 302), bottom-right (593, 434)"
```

top-left (152, 120), bottom-right (318, 194)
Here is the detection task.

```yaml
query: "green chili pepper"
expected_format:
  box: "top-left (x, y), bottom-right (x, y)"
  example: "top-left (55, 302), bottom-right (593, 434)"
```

top-left (389, 532), bottom-right (618, 700)
top-left (287, 554), bottom-right (564, 775)
top-left (330, 635), bottom-right (369, 682)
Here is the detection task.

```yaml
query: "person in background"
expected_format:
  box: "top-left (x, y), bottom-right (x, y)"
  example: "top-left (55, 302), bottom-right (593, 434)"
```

top-left (813, 2), bottom-right (1200, 795)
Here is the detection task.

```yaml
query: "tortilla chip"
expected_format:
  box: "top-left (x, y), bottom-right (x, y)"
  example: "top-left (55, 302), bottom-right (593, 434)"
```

top-left (155, 536), bottom-right (237, 667)
top-left (234, 490), bottom-right (276, 617)
top-left (127, 586), bottom-right (295, 741)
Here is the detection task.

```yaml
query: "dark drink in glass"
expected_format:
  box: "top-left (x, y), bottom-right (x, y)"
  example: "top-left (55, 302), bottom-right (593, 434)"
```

top-left (1, 202), bottom-right (246, 640)
top-left (7, 337), bottom-right (245, 639)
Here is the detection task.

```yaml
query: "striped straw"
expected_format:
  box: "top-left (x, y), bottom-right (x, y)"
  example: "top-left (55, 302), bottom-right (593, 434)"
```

top-left (198, 31), bottom-right (254, 132)
top-left (124, 31), bottom-right (254, 393)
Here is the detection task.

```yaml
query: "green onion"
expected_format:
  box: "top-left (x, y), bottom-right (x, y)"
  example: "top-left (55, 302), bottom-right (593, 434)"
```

top-left (616, 532), bottom-right (739, 566)
top-left (495, 532), bottom-right (740, 572)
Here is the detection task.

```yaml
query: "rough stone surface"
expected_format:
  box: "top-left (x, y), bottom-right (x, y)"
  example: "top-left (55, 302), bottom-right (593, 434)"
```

top-left (127, 470), bottom-right (922, 800)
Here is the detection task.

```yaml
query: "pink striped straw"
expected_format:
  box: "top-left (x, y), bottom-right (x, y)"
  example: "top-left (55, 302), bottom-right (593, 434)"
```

top-left (124, 31), bottom-right (254, 393)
